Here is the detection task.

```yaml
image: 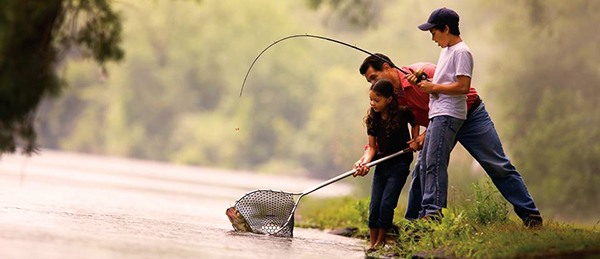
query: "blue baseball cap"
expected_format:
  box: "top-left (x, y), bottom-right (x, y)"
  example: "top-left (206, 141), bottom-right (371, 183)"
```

top-left (418, 7), bottom-right (459, 31)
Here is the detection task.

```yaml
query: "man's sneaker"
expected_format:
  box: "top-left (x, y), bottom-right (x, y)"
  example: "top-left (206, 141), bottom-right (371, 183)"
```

top-left (524, 214), bottom-right (543, 229)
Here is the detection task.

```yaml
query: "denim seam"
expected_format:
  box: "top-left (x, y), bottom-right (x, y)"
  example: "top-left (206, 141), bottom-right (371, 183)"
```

top-left (433, 117), bottom-right (449, 210)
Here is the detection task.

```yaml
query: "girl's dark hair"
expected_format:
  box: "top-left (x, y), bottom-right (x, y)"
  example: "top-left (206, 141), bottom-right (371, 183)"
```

top-left (365, 79), bottom-right (407, 136)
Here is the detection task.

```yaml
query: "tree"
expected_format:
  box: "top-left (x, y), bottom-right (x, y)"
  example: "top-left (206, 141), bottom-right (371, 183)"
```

top-left (0, 0), bottom-right (123, 154)
top-left (490, 0), bottom-right (600, 220)
top-left (306, 0), bottom-right (380, 29)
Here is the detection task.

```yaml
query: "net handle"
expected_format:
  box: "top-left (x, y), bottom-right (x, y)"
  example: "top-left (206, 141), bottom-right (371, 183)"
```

top-left (301, 148), bottom-right (412, 196)
top-left (271, 148), bottom-right (413, 235)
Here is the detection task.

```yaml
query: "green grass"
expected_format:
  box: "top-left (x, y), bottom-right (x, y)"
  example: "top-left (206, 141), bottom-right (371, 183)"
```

top-left (295, 180), bottom-right (600, 258)
top-left (295, 196), bottom-right (372, 238)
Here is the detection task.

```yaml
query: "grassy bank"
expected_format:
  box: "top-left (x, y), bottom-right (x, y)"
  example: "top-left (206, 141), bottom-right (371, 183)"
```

top-left (295, 180), bottom-right (600, 258)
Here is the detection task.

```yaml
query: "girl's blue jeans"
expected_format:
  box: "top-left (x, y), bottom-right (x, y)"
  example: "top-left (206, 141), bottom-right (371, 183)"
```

top-left (368, 159), bottom-right (411, 229)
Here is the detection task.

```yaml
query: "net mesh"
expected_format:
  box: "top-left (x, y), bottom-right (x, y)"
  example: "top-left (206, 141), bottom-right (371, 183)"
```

top-left (234, 190), bottom-right (296, 237)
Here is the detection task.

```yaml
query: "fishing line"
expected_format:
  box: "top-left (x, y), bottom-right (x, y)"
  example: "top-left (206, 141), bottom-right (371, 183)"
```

top-left (239, 33), bottom-right (414, 98)
top-left (235, 33), bottom-right (428, 132)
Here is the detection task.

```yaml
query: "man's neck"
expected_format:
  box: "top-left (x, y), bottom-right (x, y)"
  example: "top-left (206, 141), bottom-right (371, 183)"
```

top-left (390, 68), bottom-right (403, 89)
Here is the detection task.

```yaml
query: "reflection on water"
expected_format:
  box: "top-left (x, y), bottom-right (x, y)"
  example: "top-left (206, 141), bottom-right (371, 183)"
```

top-left (0, 150), bottom-right (364, 259)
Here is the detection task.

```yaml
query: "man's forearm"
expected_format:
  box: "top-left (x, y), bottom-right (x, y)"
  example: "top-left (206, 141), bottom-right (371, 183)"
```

top-left (411, 126), bottom-right (420, 141)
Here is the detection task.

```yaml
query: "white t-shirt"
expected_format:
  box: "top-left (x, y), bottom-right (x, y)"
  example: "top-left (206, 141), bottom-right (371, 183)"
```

top-left (429, 41), bottom-right (473, 120)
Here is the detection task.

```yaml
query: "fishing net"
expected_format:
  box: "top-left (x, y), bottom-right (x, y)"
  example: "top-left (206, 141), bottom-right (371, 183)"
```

top-left (230, 149), bottom-right (411, 238)
top-left (234, 189), bottom-right (297, 237)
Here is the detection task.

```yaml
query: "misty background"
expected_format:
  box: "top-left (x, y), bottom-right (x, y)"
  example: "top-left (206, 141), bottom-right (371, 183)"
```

top-left (28, 0), bottom-right (599, 223)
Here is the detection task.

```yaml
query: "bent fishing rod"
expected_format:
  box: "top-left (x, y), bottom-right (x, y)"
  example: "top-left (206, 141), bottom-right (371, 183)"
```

top-left (239, 33), bottom-right (427, 97)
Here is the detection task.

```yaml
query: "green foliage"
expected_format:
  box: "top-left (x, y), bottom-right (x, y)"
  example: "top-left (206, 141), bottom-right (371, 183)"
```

top-left (295, 197), bottom-right (371, 237)
top-left (298, 185), bottom-right (600, 258)
top-left (0, 0), bottom-right (122, 154)
top-left (390, 180), bottom-right (509, 257)
top-left (57, 0), bottom-right (125, 63)
top-left (37, 0), bottom-right (370, 178)
top-left (31, 0), bottom-right (599, 222)
top-left (488, 0), bottom-right (600, 221)
top-left (305, 0), bottom-right (380, 29)
top-left (0, 0), bottom-right (63, 154)
top-left (466, 221), bottom-right (600, 258)
top-left (289, 67), bottom-right (366, 178)
top-left (391, 209), bottom-right (480, 258)
top-left (462, 180), bottom-right (509, 226)
top-left (395, 216), bottom-right (600, 258)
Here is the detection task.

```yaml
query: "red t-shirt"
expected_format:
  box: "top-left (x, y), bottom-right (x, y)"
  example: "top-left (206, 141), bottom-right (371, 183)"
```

top-left (396, 63), bottom-right (479, 127)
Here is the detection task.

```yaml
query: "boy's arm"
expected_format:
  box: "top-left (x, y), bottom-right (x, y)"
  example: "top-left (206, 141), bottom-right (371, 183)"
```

top-left (418, 49), bottom-right (473, 95)
top-left (418, 75), bottom-right (471, 95)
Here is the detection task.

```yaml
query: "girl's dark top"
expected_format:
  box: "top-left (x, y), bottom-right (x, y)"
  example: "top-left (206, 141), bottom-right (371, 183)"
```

top-left (367, 108), bottom-right (414, 164)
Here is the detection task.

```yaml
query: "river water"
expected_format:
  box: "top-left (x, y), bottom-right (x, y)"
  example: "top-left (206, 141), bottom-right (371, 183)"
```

top-left (0, 150), bottom-right (365, 259)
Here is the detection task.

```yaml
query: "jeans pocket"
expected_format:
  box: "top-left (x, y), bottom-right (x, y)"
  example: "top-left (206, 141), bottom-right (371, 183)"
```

top-left (448, 117), bottom-right (464, 133)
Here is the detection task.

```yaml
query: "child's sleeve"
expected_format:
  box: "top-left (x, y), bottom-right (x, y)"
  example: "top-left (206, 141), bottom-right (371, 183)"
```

top-left (367, 123), bottom-right (377, 137)
top-left (455, 50), bottom-right (474, 78)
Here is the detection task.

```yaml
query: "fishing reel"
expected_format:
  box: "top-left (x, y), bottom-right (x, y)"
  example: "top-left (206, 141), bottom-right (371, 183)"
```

top-left (414, 67), bottom-right (439, 99)
top-left (414, 68), bottom-right (429, 83)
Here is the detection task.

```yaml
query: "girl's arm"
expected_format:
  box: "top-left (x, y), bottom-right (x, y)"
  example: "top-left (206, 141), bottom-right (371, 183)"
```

top-left (353, 135), bottom-right (377, 177)
top-left (364, 135), bottom-right (376, 164)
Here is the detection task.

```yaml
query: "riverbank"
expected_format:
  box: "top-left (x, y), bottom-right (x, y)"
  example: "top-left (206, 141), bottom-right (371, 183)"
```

top-left (295, 181), bottom-right (600, 258)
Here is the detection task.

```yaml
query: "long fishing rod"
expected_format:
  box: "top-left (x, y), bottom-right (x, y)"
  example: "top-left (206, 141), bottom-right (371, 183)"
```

top-left (239, 33), bottom-right (426, 97)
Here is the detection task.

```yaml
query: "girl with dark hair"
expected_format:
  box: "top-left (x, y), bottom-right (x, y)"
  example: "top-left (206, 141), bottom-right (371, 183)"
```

top-left (353, 79), bottom-right (417, 251)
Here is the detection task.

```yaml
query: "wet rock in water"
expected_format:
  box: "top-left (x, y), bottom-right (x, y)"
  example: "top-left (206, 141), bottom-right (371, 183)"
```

top-left (225, 206), bottom-right (252, 232)
top-left (329, 227), bottom-right (358, 237)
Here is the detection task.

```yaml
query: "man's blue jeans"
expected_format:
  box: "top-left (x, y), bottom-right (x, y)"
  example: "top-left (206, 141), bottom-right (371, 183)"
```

top-left (369, 159), bottom-right (411, 229)
top-left (405, 151), bottom-right (424, 220)
top-left (405, 103), bottom-right (540, 221)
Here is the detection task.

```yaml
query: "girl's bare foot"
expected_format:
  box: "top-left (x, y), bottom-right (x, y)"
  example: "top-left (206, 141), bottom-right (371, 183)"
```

top-left (366, 246), bottom-right (379, 253)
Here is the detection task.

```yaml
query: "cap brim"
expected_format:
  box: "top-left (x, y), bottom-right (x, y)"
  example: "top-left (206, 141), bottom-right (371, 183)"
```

top-left (418, 22), bottom-right (436, 31)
